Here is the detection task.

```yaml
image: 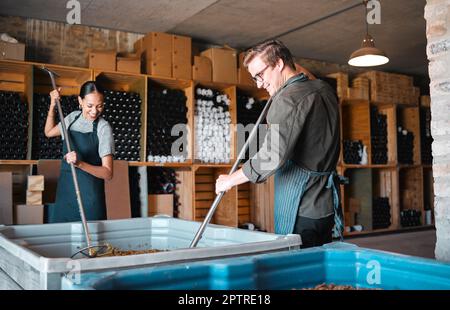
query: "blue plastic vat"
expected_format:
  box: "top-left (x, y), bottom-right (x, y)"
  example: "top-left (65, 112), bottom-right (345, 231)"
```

top-left (62, 242), bottom-right (450, 290)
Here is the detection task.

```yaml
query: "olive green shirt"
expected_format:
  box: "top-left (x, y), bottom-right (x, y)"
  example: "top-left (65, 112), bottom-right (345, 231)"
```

top-left (242, 76), bottom-right (340, 219)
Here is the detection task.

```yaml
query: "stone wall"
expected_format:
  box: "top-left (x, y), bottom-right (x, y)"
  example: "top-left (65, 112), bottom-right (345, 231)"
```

top-left (425, 0), bottom-right (450, 261)
top-left (0, 15), bottom-right (143, 68)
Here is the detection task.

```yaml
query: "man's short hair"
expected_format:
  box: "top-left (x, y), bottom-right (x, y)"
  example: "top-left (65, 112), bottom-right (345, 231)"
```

top-left (243, 39), bottom-right (296, 71)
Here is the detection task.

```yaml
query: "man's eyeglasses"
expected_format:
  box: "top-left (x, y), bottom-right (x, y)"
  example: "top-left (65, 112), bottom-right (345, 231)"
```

top-left (252, 65), bottom-right (269, 83)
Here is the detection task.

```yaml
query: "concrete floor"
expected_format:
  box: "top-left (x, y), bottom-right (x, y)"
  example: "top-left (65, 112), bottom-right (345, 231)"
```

top-left (347, 228), bottom-right (436, 259)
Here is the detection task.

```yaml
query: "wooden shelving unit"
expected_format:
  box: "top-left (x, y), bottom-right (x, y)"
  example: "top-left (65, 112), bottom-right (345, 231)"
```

top-left (0, 61), bottom-right (34, 160)
top-left (193, 166), bottom-right (237, 226)
top-left (397, 105), bottom-right (422, 165)
top-left (399, 166), bottom-right (425, 225)
top-left (0, 60), bottom-right (435, 234)
top-left (33, 64), bottom-right (92, 96)
top-left (94, 70), bottom-right (147, 164)
top-left (340, 99), bottom-right (372, 164)
top-left (193, 81), bottom-right (237, 165)
top-left (336, 82), bottom-right (431, 235)
top-left (147, 76), bottom-right (194, 164)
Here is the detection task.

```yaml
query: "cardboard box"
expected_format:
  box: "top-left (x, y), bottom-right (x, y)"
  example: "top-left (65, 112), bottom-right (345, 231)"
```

top-left (26, 190), bottom-right (42, 206)
top-left (14, 204), bottom-right (44, 225)
top-left (133, 37), bottom-right (144, 54)
top-left (238, 67), bottom-right (253, 86)
top-left (88, 50), bottom-right (116, 71)
top-left (0, 172), bottom-right (13, 225)
top-left (148, 194), bottom-right (173, 217)
top-left (192, 56), bottom-right (212, 82)
top-left (117, 55), bottom-right (141, 74)
top-left (200, 47), bottom-right (237, 84)
top-left (27, 175), bottom-right (44, 192)
top-left (37, 160), bottom-right (61, 204)
top-left (0, 42), bottom-right (25, 61)
top-left (173, 35), bottom-right (192, 80)
top-left (105, 160), bottom-right (131, 220)
top-left (141, 32), bottom-right (172, 77)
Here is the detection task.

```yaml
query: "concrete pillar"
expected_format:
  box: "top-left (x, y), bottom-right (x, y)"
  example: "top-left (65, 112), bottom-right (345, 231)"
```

top-left (425, 0), bottom-right (450, 261)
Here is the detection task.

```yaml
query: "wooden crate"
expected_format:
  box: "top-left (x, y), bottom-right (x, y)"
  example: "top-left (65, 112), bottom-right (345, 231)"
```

top-left (399, 166), bottom-right (424, 224)
top-left (397, 106), bottom-right (422, 165)
top-left (193, 166), bottom-right (237, 227)
top-left (250, 176), bottom-right (274, 233)
top-left (342, 168), bottom-right (373, 231)
top-left (358, 71), bottom-right (418, 105)
top-left (0, 60), bottom-right (32, 94)
top-left (375, 104), bottom-right (398, 165)
top-left (341, 100), bottom-right (372, 165)
top-left (372, 168), bottom-right (400, 229)
top-left (147, 77), bottom-right (194, 164)
top-left (348, 77), bottom-right (370, 100)
top-left (193, 82), bottom-right (237, 165)
top-left (94, 71), bottom-right (147, 163)
top-left (26, 190), bottom-right (42, 205)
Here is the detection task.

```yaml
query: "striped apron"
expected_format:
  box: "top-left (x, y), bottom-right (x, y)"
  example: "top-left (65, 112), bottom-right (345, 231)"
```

top-left (274, 160), bottom-right (343, 240)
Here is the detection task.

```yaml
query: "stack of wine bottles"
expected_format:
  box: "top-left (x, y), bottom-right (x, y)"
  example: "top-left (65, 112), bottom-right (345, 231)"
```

top-left (32, 93), bottom-right (79, 159)
top-left (147, 88), bottom-right (188, 163)
top-left (372, 197), bottom-right (391, 229)
top-left (370, 107), bottom-right (388, 164)
top-left (420, 107), bottom-right (433, 164)
top-left (147, 167), bottom-right (180, 216)
top-left (397, 126), bottom-right (414, 164)
top-left (400, 209), bottom-right (422, 227)
top-left (343, 140), bottom-right (363, 164)
top-left (147, 167), bottom-right (177, 194)
top-left (102, 90), bottom-right (142, 161)
top-left (0, 91), bottom-right (28, 160)
top-left (236, 93), bottom-right (267, 160)
top-left (195, 87), bottom-right (232, 163)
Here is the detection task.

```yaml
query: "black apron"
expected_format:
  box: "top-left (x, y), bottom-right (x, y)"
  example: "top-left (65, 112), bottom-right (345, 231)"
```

top-left (272, 74), bottom-right (344, 240)
top-left (48, 113), bottom-right (106, 223)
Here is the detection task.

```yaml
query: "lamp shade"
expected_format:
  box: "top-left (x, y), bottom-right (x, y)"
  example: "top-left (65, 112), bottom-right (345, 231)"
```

top-left (348, 34), bottom-right (389, 67)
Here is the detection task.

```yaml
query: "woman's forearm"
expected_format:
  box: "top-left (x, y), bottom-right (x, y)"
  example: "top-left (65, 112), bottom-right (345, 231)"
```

top-left (77, 161), bottom-right (113, 180)
top-left (44, 105), bottom-right (57, 137)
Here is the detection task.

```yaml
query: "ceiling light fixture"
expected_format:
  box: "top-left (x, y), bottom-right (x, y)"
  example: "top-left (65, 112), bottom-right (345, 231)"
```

top-left (348, 0), bottom-right (389, 67)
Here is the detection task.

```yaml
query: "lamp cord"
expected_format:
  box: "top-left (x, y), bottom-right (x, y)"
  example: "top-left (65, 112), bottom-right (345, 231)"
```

top-left (364, 0), bottom-right (369, 36)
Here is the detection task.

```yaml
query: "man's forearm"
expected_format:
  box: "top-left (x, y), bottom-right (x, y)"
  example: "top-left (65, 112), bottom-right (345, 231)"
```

top-left (215, 168), bottom-right (250, 194)
top-left (230, 168), bottom-right (250, 186)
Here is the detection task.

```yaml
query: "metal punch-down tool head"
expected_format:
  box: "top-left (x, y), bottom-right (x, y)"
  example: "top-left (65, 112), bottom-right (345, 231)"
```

top-left (39, 66), bottom-right (60, 78)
